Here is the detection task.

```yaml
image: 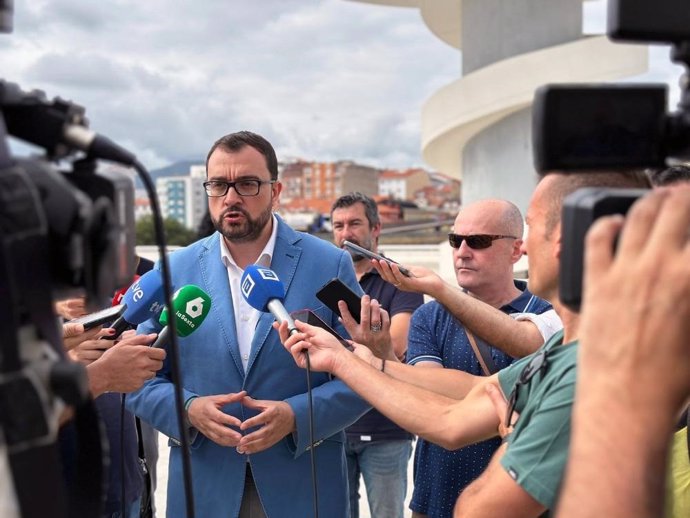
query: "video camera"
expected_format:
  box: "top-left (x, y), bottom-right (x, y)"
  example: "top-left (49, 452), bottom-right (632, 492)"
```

top-left (1, 81), bottom-right (137, 304)
top-left (0, 78), bottom-right (137, 518)
top-left (531, 0), bottom-right (690, 311)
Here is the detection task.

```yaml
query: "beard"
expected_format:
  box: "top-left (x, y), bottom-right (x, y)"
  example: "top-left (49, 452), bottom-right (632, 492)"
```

top-left (213, 203), bottom-right (273, 244)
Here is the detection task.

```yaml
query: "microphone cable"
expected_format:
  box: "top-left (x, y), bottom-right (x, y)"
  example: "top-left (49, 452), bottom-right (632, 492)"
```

top-left (95, 136), bottom-right (196, 518)
top-left (282, 324), bottom-right (319, 518)
top-left (131, 158), bottom-right (195, 518)
top-left (303, 351), bottom-right (319, 518)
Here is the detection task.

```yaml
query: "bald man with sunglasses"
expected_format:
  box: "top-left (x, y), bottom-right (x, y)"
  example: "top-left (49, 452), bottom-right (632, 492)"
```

top-left (402, 199), bottom-right (552, 518)
top-left (373, 225), bottom-right (561, 361)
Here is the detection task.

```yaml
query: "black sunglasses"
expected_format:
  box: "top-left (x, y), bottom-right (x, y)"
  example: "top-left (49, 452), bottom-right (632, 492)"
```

top-left (505, 347), bottom-right (549, 428)
top-left (448, 233), bottom-right (517, 250)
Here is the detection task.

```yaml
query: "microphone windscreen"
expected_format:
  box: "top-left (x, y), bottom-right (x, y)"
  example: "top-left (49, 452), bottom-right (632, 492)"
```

top-left (160, 284), bottom-right (212, 337)
top-left (240, 265), bottom-right (285, 312)
top-left (121, 269), bottom-right (165, 325)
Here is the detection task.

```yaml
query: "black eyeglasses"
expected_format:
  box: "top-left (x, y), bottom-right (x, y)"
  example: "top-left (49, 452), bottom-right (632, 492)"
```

top-left (505, 347), bottom-right (548, 428)
top-left (203, 179), bottom-right (275, 197)
top-left (448, 233), bottom-right (517, 250)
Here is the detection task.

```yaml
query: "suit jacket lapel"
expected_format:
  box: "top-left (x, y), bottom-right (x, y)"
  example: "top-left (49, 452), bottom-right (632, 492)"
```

top-left (246, 218), bottom-right (302, 374)
top-left (198, 236), bottom-right (245, 377)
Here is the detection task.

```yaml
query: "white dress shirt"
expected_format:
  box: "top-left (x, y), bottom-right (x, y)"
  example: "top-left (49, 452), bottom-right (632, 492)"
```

top-left (219, 214), bottom-right (278, 372)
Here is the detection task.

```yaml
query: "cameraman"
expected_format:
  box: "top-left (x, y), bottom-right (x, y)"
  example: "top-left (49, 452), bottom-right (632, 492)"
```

top-left (558, 185), bottom-right (690, 518)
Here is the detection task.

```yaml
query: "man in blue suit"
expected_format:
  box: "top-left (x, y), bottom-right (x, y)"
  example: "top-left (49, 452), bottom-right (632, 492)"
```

top-left (127, 131), bottom-right (370, 518)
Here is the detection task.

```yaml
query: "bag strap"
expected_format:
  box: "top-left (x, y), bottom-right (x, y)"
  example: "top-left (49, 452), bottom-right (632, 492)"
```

top-left (464, 281), bottom-right (537, 377)
top-left (466, 329), bottom-right (498, 376)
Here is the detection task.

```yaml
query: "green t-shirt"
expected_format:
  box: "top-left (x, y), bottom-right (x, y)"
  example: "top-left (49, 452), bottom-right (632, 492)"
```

top-left (498, 330), bottom-right (577, 510)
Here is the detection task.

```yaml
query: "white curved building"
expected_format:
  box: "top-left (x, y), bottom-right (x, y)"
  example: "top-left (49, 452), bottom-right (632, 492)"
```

top-left (348, 0), bottom-right (648, 211)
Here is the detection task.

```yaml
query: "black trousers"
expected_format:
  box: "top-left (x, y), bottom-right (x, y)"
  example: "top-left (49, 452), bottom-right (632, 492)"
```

top-left (239, 464), bottom-right (267, 518)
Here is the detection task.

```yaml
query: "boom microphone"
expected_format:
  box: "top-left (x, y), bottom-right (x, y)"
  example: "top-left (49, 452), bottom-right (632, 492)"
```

top-left (240, 265), bottom-right (296, 335)
top-left (151, 285), bottom-right (211, 348)
top-left (104, 269), bottom-right (164, 338)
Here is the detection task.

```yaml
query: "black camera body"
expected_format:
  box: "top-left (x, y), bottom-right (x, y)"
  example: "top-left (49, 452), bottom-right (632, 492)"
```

top-left (559, 188), bottom-right (648, 311)
top-left (1, 82), bottom-right (136, 307)
top-left (532, 0), bottom-right (690, 310)
top-left (0, 80), bottom-right (136, 518)
top-left (532, 84), bottom-right (669, 172)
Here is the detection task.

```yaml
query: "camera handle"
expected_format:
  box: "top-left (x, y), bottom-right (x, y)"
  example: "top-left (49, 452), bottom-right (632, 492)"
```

top-left (0, 109), bottom-right (11, 169)
top-left (666, 42), bottom-right (690, 156)
top-left (671, 41), bottom-right (690, 106)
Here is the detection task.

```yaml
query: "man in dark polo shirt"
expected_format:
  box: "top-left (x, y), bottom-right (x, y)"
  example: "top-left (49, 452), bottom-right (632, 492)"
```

top-left (405, 199), bottom-right (551, 518)
top-left (331, 193), bottom-right (424, 518)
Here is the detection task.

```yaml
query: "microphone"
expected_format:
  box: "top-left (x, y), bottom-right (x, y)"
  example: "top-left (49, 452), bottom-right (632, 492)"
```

top-left (103, 269), bottom-right (165, 339)
top-left (240, 265), bottom-right (296, 335)
top-left (111, 275), bottom-right (139, 307)
top-left (151, 285), bottom-right (211, 348)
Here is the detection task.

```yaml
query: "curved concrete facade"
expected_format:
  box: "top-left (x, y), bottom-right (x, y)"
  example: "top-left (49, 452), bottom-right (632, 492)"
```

top-left (421, 36), bottom-right (649, 195)
top-left (348, 0), bottom-right (649, 213)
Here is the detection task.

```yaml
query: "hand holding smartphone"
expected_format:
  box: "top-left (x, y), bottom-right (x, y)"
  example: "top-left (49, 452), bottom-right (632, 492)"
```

top-left (342, 240), bottom-right (411, 277)
top-left (316, 278), bottom-right (362, 324)
top-left (69, 304), bottom-right (125, 330)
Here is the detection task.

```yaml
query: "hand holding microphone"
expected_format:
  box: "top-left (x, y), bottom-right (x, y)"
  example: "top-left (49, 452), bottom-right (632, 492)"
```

top-left (86, 332), bottom-right (163, 397)
top-left (103, 269), bottom-right (165, 339)
top-left (241, 265), bottom-right (349, 362)
top-left (276, 320), bottom-right (350, 374)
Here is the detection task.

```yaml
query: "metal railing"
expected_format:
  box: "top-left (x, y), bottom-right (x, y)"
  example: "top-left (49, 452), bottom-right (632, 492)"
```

top-left (379, 218), bottom-right (455, 235)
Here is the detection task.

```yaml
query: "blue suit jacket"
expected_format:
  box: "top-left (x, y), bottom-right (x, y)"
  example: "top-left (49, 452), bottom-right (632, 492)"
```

top-left (126, 218), bottom-right (370, 518)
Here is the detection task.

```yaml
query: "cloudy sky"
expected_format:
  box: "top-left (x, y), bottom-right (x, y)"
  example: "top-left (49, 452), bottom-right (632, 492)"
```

top-left (3, 0), bottom-right (684, 171)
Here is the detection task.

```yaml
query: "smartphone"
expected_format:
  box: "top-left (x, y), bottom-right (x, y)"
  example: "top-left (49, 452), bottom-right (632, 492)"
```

top-left (68, 304), bottom-right (125, 329)
top-left (342, 240), bottom-right (411, 277)
top-left (290, 309), bottom-right (353, 350)
top-left (316, 278), bottom-right (362, 324)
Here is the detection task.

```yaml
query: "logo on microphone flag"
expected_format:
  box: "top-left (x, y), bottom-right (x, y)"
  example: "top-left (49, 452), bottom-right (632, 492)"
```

top-left (185, 297), bottom-right (205, 318)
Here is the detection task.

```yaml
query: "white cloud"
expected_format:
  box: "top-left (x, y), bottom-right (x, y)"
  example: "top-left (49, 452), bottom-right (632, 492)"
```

top-left (5, 0), bottom-right (459, 169)
top-left (3, 0), bottom-right (684, 171)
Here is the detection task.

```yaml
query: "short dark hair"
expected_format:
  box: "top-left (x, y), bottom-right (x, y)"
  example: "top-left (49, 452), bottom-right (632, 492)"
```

top-left (543, 171), bottom-right (652, 236)
top-left (330, 192), bottom-right (380, 228)
top-left (648, 165), bottom-right (690, 187)
top-left (205, 131), bottom-right (279, 181)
